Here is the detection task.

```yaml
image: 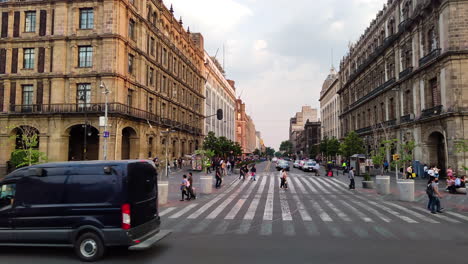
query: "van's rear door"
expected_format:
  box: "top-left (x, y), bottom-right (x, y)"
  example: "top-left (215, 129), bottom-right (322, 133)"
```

top-left (127, 162), bottom-right (158, 232)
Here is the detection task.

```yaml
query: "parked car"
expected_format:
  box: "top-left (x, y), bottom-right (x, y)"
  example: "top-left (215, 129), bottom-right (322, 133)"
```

top-left (298, 160), bottom-right (306, 170)
top-left (0, 160), bottom-right (171, 262)
top-left (302, 161), bottom-right (317, 172)
top-left (293, 160), bottom-right (300, 168)
top-left (276, 160), bottom-right (290, 171)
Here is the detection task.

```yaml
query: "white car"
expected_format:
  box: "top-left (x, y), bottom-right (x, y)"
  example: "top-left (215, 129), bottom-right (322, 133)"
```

top-left (293, 160), bottom-right (300, 168)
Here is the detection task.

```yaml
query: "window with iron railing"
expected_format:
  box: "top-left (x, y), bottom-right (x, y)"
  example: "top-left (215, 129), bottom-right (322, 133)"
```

top-left (77, 83), bottom-right (91, 107)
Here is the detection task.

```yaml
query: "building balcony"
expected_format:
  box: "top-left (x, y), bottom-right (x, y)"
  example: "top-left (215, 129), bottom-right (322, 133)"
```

top-left (349, 77), bottom-right (396, 109)
top-left (398, 18), bottom-right (413, 33)
top-left (400, 114), bottom-right (414, 124)
top-left (420, 105), bottom-right (443, 119)
top-left (6, 103), bottom-right (203, 135)
top-left (419, 48), bottom-right (441, 67)
top-left (399, 67), bottom-right (413, 79)
top-left (383, 119), bottom-right (396, 127)
top-left (355, 126), bottom-right (372, 135)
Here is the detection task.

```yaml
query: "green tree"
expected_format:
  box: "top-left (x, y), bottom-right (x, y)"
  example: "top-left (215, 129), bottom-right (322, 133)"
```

top-left (308, 145), bottom-right (319, 159)
top-left (274, 151), bottom-right (282, 158)
top-left (253, 149), bottom-right (261, 156)
top-left (265, 147), bottom-right (275, 157)
top-left (328, 138), bottom-right (341, 158)
top-left (279, 140), bottom-right (293, 155)
top-left (371, 139), bottom-right (396, 174)
top-left (340, 131), bottom-right (365, 160)
top-left (203, 132), bottom-right (219, 153)
top-left (9, 125), bottom-right (48, 168)
top-left (392, 140), bottom-right (416, 172)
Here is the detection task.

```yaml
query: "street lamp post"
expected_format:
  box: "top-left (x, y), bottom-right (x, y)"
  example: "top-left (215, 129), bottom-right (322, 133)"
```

top-left (100, 82), bottom-right (110, 160)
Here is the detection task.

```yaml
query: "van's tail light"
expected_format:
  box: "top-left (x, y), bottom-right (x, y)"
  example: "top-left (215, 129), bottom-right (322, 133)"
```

top-left (121, 203), bottom-right (131, 230)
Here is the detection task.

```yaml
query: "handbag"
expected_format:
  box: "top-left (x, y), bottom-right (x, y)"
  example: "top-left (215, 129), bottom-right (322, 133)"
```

top-left (411, 173), bottom-right (416, 178)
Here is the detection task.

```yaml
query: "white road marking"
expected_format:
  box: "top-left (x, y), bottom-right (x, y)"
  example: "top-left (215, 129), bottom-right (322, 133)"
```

top-left (291, 177), bottom-right (307, 194)
top-left (279, 189), bottom-right (293, 221)
top-left (206, 180), bottom-right (249, 219)
top-left (285, 175), bottom-right (296, 193)
top-left (159, 207), bottom-right (176, 217)
top-left (297, 176), bottom-right (318, 193)
top-left (306, 177), bottom-right (331, 194)
top-left (367, 201), bottom-right (418, 223)
top-left (445, 211), bottom-right (468, 222)
top-left (311, 200), bottom-right (333, 222)
top-left (187, 180), bottom-right (241, 219)
top-left (348, 200), bottom-right (392, 223)
top-left (243, 176), bottom-right (268, 220)
top-left (315, 177), bottom-right (342, 194)
top-left (320, 197), bottom-right (352, 222)
top-left (263, 176), bottom-right (275, 220)
top-left (169, 203), bottom-right (199, 219)
top-left (383, 202), bottom-right (439, 224)
top-left (332, 196), bottom-right (373, 222)
top-left (288, 179), bottom-right (312, 221)
top-left (412, 207), bottom-right (461, 223)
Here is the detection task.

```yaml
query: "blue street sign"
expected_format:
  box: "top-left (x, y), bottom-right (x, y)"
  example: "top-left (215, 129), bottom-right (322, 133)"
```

top-left (103, 131), bottom-right (110, 138)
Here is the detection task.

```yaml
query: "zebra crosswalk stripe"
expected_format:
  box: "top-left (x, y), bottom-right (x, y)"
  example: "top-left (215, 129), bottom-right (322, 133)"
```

top-left (411, 207), bottom-right (461, 223)
top-left (320, 197), bottom-right (352, 222)
top-left (263, 176), bottom-right (275, 221)
top-left (367, 201), bottom-right (418, 223)
top-left (169, 203), bottom-right (199, 219)
top-left (331, 196), bottom-right (373, 222)
top-left (445, 211), bottom-right (468, 222)
top-left (310, 200), bottom-right (333, 222)
top-left (243, 176), bottom-right (268, 220)
top-left (207, 180), bottom-right (250, 219)
top-left (280, 190), bottom-right (293, 221)
top-left (187, 180), bottom-right (241, 219)
top-left (348, 199), bottom-right (391, 223)
top-left (225, 178), bottom-right (259, 220)
top-left (383, 202), bottom-right (439, 224)
top-left (290, 176), bottom-right (307, 194)
top-left (315, 177), bottom-right (343, 194)
top-left (286, 175), bottom-right (297, 193)
top-left (159, 207), bottom-right (176, 217)
top-left (298, 176), bottom-right (318, 193)
top-left (306, 177), bottom-right (331, 194)
top-left (288, 179), bottom-right (312, 221)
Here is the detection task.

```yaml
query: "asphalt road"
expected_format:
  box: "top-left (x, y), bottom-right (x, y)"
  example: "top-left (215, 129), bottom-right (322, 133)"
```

top-left (2, 161), bottom-right (468, 264)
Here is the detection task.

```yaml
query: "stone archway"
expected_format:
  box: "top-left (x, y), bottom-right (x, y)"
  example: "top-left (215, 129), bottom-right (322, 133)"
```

top-left (427, 131), bottom-right (446, 178)
top-left (121, 127), bottom-right (139, 160)
top-left (68, 124), bottom-right (99, 161)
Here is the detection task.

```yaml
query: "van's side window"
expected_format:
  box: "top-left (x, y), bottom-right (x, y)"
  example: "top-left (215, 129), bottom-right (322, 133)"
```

top-left (0, 184), bottom-right (16, 208)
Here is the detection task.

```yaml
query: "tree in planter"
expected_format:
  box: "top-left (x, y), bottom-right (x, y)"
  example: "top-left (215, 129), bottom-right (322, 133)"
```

top-left (339, 131), bottom-right (365, 160)
top-left (371, 139), bottom-right (397, 175)
top-left (8, 125), bottom-right (48, 168)
top-left (195, 149), bottom-right (215, 173)
top-left (391, 140), bottom-right (417, 179)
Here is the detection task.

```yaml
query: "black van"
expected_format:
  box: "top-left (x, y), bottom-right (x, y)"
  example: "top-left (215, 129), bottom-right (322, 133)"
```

top-left (0, 160), bottom-right (170, 262)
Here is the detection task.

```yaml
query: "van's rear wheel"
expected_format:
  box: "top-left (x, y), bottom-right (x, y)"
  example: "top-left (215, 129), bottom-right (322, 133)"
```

top-left (75, 232), bottom-right (105, 262)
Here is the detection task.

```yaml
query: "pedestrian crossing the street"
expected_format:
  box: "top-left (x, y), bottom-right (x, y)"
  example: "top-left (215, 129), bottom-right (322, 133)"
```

top-left (160, 173), bottom-right (468, 240)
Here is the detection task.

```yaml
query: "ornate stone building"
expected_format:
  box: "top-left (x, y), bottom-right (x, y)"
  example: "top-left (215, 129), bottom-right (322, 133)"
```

top-left (338, 0), bottom-right (468, 175)
top-left (0, 0), bottom-right (205, 176)
top-left (235, 98), bottom-right (257, 156)
top-left (289, 106), bottom-right (318, 154)
top-left (204, 52), bottom-right (236, 141)
top-left (320, 67), bottom-right (341, 140)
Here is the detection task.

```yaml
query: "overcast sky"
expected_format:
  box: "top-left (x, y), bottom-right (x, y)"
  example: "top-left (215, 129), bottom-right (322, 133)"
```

top-left (166, 0), bottom-right (386, 150)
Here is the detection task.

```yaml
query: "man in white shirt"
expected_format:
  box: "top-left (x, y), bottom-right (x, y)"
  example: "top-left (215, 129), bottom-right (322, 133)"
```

top-left (427, 167), bottom-right (435, 178)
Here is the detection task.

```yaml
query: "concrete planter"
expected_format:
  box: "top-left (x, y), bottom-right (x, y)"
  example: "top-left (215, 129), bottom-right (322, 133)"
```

top-left (362, 181), bottom-right (374, 189)
top-left (397, 180), bottom-right (415, 202)
top-left (158, 181), bottom-right (169, 205)
top-left (375, 175), bottom-right (390, 195)
top-left (200, 175), bottom-right (213, 194)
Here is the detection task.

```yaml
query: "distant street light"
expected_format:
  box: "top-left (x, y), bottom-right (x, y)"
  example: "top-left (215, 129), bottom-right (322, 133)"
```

top-left (100, 81), bottom-right (110, 160)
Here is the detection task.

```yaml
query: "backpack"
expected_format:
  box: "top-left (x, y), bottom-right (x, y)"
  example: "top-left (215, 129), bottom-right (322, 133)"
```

top-left (426, 183), bottom-right (434, 196)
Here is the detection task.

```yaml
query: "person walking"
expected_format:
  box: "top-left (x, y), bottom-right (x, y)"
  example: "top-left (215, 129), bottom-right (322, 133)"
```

top-left (383, 161), bottom-right (389, 173)
top-left (423, 164), bottom-right (428, 179)
top-left (187, 172), bottom-right (196, 200)
top-left (348, 167), bottom-right (355, 190)
top-left (226, 161), bottom-right (231, 175)
top-left (426, 177), bottom-right (434, 210)
top-left (239, 165), bottom-right (246, 181)
top-left (406, 165), bottom-right (413, 179)
top-left (250, 164), bottom-right (257, 181)
top-left (221, 161), bottom-right (227, 176)
top-left (314, 163), bottom-right (320, 176)
top-left (180, 175), bottom-right (189, 201)
top-left (428, 176), bottom-right (443, 214)
top-left (215, 167), bottom-right (222, 188)
top-left (280, 169), bottom-right (288, 189)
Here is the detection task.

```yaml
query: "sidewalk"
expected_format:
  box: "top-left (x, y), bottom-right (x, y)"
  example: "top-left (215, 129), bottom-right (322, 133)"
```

top-left (330, 168), bottom-right (468, 212)
top-left (160, 166), bottom-right (240, 208)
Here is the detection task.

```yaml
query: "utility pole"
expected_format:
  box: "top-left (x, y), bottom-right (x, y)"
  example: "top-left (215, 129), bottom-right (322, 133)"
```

top-left (100, 81), bottom-right (110, 160)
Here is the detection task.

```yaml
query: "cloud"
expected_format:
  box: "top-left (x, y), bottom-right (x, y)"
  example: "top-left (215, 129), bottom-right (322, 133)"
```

top-left (166, 0), bottom-right (387, 149)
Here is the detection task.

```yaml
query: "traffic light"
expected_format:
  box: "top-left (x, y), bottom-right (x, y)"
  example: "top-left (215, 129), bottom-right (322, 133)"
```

top-left (217, 109), bottom-right (223, 120)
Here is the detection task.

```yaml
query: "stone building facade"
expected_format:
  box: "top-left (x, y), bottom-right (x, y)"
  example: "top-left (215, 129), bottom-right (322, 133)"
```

top-left (235, 98), bottom-right (256, 156)
top-left (289, 106), bottom-right (318, 154)
top-left (296, 121), bottom-right (321, 159)
top-left (0, 0), bottom-right (205, 176)
top-left (338, 0), bottom-right (468, 176)
top-left (204, 52), bottom-right (236, 141)
top-left (320, 67), bottom-right (341, 140)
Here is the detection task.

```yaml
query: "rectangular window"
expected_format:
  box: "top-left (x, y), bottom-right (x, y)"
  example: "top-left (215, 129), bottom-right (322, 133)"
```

top-left (79, 8), bottom-right (94, 29)
top-left (25, 11), bottom-right (36, 32)
top-left (148, 97), bottom-right (154, 112)
top-left (162, 75), bottom-right (167, 93)
top-left (128, 54), bottom-right (134, 74)
top-left (162, 48), bottom-right (167, 65)
top-left (22, 85), bottom-right (33, 105)
top-left (150, 37), bottom-right (155, 55)
top-left (77, 83), bottom-right (91, 107)
top-left (389, 98), bottom-right (395, 120)
top-left (127, 89), bottom-right (133, 107)
top-left (78, 46), bottom-right (92, 67)
top-left (23, 48), bottom-right (35, 69)
top-left (128, 19), bottom-right (135, 40)
top-left (173, 83), bottom-right (177, 99)
top-left (161, 103), bottom-right (166, 118)
top-left (149, 67), bottom-right (154, 85)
